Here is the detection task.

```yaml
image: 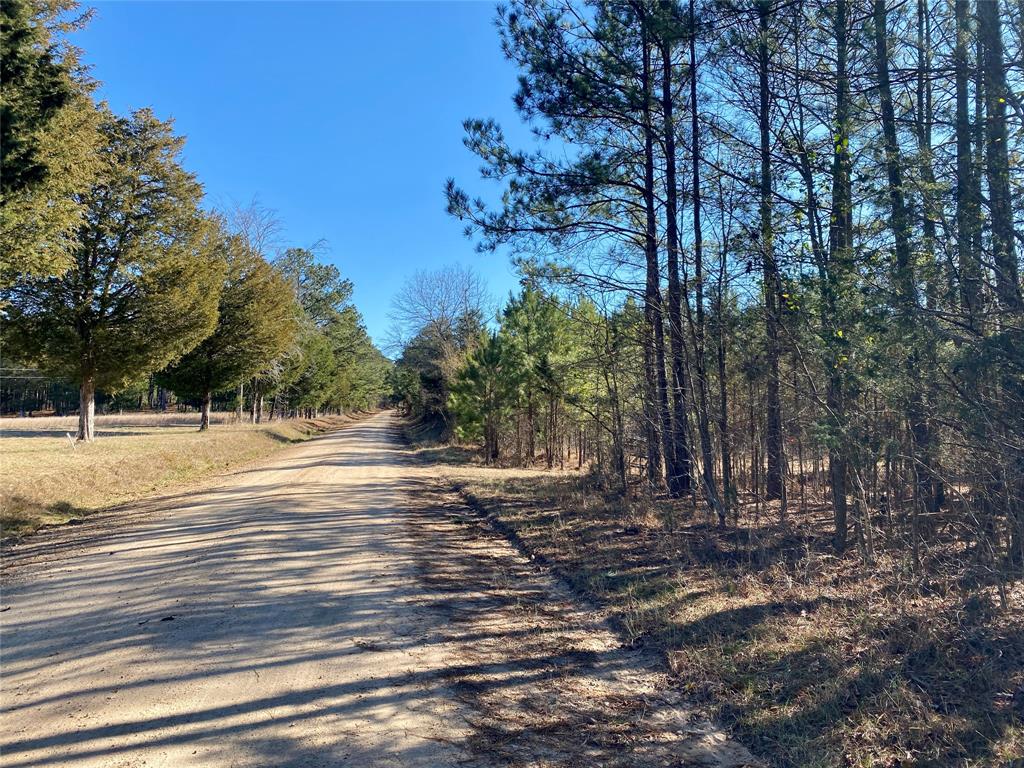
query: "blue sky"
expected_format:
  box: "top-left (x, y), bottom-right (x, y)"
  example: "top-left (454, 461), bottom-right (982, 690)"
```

top-left (78, 1), bottom-right (530, 348)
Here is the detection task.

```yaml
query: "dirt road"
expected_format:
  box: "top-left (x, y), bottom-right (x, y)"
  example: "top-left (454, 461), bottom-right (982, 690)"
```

top-left (1, 411), bottom-right (757, 767)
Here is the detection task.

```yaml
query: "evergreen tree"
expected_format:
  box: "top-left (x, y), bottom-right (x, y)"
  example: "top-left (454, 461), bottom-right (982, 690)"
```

top-left (0, 0), bottom-right (100, 284)
top-left (450, 331), bottom-right (519, 463)
top-left (157, 234), bottom-right (300, 430)
top-left (2, 108), bottom-right (223, 440)
top-left (275, 247), bottom-right (354, 327)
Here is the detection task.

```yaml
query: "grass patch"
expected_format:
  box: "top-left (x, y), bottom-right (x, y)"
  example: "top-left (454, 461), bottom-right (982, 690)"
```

top-left (438, 463), bottom-right (1024, 767)
top-left (1, 411), bottom-right (367, 540)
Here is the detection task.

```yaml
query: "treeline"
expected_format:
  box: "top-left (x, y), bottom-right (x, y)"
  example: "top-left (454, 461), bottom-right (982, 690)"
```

top-left (400, 0), bottom-right (1024, 572)
top-left (1, 0), bottom-right (389, 438)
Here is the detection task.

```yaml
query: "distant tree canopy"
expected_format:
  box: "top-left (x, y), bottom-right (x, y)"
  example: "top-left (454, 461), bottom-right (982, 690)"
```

top-left (276, 247), bottom-right (353, 327)
top-left (388, 265), bottom-right (489, 430)
top-left (267, 246), bottom-right (389, 418)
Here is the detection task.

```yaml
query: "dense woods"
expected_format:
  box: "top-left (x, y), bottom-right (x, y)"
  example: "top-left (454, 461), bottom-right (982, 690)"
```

top-left (1, 0), bottom-right (389, 436)
top-left (393, 0), bottom-right (1024, 571)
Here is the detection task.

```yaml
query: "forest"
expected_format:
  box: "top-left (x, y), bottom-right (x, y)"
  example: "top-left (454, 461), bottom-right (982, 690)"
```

top-left (390, 0), bottom-right (1024, 565)
top-left (386, 3), bottom-right (1024, 759)
top-left (1, 0), bottom-right (390, 436)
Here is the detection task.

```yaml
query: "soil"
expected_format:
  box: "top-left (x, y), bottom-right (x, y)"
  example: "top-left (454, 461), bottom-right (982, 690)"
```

top-left (1, 411), bottom-right (757, 767)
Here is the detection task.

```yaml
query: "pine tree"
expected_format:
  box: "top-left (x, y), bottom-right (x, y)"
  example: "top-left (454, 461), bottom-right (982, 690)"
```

top-left (450, 331), bottom-right (519, 464)
top-left (978, 0), bottom-right (1022, 311)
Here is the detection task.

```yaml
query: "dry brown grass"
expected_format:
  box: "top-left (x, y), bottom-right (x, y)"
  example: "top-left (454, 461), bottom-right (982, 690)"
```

top-left (428, 452), bottom-right (1024, 768)
top-left (0, 411), bottom-right (367, 540)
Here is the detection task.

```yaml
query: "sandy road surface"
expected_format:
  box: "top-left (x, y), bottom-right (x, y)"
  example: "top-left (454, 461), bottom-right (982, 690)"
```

top-left (2, 412), bottom-right (474, 767)
top-left (1, 411), bottom-right (758, 768)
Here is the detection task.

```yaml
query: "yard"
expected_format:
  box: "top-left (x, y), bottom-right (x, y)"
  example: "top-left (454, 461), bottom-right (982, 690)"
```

top-left (0, 412), bottom-right (362, 539)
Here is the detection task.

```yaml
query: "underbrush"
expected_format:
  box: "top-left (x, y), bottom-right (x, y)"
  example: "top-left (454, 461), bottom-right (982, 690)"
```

top-left (1, 412), bottom-right (367, 540)
top-left (442, 466), bottom-right (1024, 767)
top-left (402, 414), bottom-right (481, 465)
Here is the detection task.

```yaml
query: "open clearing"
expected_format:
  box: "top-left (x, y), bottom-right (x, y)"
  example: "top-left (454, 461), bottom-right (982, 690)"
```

top-left (0, 412), bottom-right (360, 539)
top-left (0, 411), bottom-right (756, 767)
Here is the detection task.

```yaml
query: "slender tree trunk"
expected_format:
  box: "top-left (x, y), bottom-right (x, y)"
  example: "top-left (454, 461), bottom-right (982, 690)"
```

top-left (527, 396), bottom-right (536, 460)
top-left (661, 30), bottom-right (692, 498)
top-left (873, 0), bottom-right (936, 527)
top-left (640, 16), bottom-right (666, 489)
top-left (547, 403), bottom-right (552, 467)
top-left (77, 375), bottom-right (95, 442)
top-left (236, 382), bottom-right (244, 423)
top-left (974, 32), bottom-right (985, 190)
top-left (687, 0), bottom-right (725, 523)
top-left (757, 0), bottom-right (785, 503)
top-left (916, 0), bottom-right (939, 310)
top-left (653, 310), bottom-right (673, 487)
top-left (954, 0), bottom-right (983, 325)
top-left (604, 324), bottom-right (629, 497)
top-left (827, 0), bottom-right (852, 552)
top-left (716, 249), bottom-right (733, 512)
top-left (916, 0), bottom-right (946, 513)
top-left (979, 0), bottom-right (1022, 310)
top-left (199, 389), bottom-right (212, 432)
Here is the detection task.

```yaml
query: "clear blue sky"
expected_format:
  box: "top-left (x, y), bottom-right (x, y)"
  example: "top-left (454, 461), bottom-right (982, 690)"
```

top-left (78, 1), bottom-right (530, 348)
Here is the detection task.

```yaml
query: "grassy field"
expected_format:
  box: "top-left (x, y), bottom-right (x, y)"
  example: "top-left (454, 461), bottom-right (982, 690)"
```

top-left (410, 428), bottom-right (1024, 767)
top-left (1, 411), bottom-right (365, 540)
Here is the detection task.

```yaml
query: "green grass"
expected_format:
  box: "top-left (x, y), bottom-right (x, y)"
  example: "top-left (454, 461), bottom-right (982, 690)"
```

top-left (1, 411), bottom-right (365, 540)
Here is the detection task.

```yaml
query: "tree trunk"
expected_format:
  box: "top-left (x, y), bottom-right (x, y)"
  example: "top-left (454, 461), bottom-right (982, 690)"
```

top-left (546, 393), bottom-right (556, 469)
top-left (603, 326), bottom-right (629, 497)
top-left (236, 381), bottom-right (244, 423)
top-left (683, 0), bottom-right (726, 524)
top-left (77, 376), bottom-right (95, 442)
top-left (640, 16), bottom-right (665, 490)
top-left (758, 0), bottom-right (785, 503)
top-left (915, 0), bottom-right (946, 513)
top-left (716, 255), bottom-right (733, 513)
top-left (978, 0), bottom-right (1022, 310)
top-left (661, 29), bottom-right (693, 499)
top-left (873, 0), bottom-right (937, 523)
top-left (199, 390), bottom-right (212, 432)
top-left (954, 0), bottom-right (983, 324)
top-left (827, 0), bottom-right (852, 552)
top-left (527, 395), bottom-right (536, 460)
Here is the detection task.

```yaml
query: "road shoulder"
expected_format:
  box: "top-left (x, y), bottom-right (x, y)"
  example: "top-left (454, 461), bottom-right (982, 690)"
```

top-left (405, 465), bottom-right (761, 767)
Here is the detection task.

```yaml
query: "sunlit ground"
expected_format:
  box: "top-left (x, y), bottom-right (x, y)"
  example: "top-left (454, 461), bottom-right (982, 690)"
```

top-left (0, 412), bottom-right (356, 539)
